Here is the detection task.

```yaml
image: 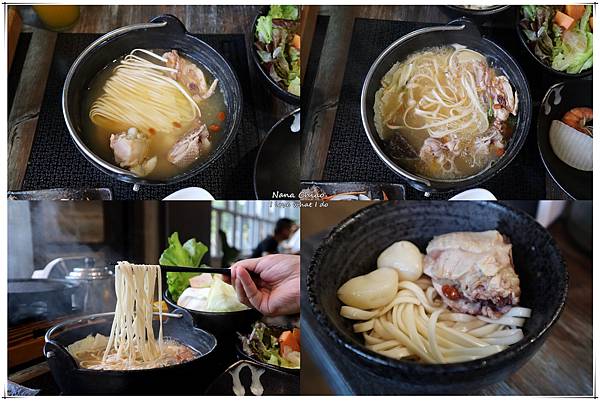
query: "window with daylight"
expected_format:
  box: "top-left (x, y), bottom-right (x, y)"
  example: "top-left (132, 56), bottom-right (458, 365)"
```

top-left (210, 201), bottom-right (299, 259)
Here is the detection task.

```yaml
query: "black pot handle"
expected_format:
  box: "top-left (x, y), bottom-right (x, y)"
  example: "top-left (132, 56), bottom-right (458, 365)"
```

top-left (44, 339), bottom-right (79, 370)
top-left (447, 17), bottom-right (482, 39)
top-left (149, 14), bottom-right (187, 34)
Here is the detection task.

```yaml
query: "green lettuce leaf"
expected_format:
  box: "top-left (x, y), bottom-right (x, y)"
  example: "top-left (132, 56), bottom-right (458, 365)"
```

top-left (269, 5), bottom-right (299, 20)
top-left (288, 76), bottom-right (300, 97)
top-left (160, 232), bottom-right (208, 301)
top-left (552, 30), bottom-right (593, 74)
top-left (256, 15), bottom-right (272, 43)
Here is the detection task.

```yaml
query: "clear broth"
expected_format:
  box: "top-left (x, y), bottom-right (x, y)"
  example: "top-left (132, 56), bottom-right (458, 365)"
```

top-left (81, 50), bottom-right (227, 181)
top-left (375, 46), bottom-right (514, 180)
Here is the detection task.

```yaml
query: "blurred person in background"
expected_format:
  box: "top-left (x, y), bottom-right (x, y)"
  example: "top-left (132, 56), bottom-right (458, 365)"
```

top-left (251, 218), bottom-right (295, 258)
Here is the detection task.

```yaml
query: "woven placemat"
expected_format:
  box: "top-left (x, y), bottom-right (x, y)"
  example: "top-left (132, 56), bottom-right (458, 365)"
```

top-left (21, 33), bottom-right (260, 200)
top-left (323, 18), bottom-right (554, 200)
top-left (8, 32), bottom-right (32, 114)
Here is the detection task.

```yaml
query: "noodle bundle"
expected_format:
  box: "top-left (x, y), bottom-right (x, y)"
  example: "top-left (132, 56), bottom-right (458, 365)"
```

top-left (68, 262), bottom-right (197, 370)
top-left (340, 277), bottom-right (531, 363)
top-left (89, 49), bottom-right (201, 133)
top-left (102, 262), bottom-right (163, 368)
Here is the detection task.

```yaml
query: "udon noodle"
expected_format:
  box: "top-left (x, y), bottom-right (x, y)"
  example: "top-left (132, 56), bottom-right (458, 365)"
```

top-left (340, 276), bottom-right (531, 363)
top-left (68, 262), bottom-right (197, 370)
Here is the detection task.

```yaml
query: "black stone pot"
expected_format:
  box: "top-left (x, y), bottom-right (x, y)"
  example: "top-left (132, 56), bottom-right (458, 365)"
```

top-left (164, 290), bottom-right (261, 339)
top-left (44, 309), bottom-right (218, 395)
top-left (361, 19), bottom-right (532, 194)
top-left (249, 7), bottom-right (300, 105)
top-left (516, 7), bottom-right (593, 80)
top-left (62, 14), bottom-right (243, 190)
top-left (307, 201), bottom-right (568, 394)
top-left (537, 80), bottom-right (593, 200)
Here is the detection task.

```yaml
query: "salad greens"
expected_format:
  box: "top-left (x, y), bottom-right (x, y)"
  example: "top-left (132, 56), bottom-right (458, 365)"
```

top-left (159, 232), bottom-right (208, 301)
top-left (239, 322), bottom-right (301, 369)
top-left (520, 5), bottom-right (593, 74)
top-left (255, 5), bottom-right (301, 96)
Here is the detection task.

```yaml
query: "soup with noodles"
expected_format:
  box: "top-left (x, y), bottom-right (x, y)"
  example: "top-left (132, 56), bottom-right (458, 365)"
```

top-left (374, 45), bottom-right (518, 180)
top-left (337, 231), bottom-right (532, 363)
top-left (81, 49), bottom-right (227, 180)
top-left (67, 262), bottom-right (198, 370)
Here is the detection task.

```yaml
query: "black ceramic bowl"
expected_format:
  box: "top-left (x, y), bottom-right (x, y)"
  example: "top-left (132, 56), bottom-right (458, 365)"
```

top-left (250, 7), bottom-right (301, 105)
top-left (361, 19), bottom-right (532, 194)
top-left (307, 201), bottom-right (568, 394)
top-left (516, 7), bottom-right (593, 79)
top-left (254, 108), bottom-right (301, 199)
top-left (537, 80), bottom-right (592, 200)
top-left (44, 309), bottom-right (218, 395)
top-left (164, 290), bottom-right (261, 339)
top-left (235, 322), bottom-right (300, 375)
top-left (63, 14), bottom-right (243, 188)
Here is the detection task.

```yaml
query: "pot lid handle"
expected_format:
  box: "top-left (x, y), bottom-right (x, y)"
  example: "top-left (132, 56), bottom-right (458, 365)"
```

top-left (447, 17), bottom-right (482, 39)
top-left (149, 14), bottom-right (187, 34)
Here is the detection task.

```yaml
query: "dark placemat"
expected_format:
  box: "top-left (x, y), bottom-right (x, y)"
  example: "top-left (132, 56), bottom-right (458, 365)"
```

top-left (8, 32), bottom-right (33, 114)
top-left (322, 18), bottom-right (559, 200)
top-left (21, 33), bottom-right (260, 200)
top-left (302, 15), bottom-right (330, 122)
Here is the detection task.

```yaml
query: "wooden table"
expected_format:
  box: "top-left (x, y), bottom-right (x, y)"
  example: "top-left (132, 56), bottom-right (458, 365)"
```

top-left (301, 201), bottom-right (592, 395)
top-left (8, 5), bottom-right (296, 192)
top-left (302, 5), bottom-right (570, 200)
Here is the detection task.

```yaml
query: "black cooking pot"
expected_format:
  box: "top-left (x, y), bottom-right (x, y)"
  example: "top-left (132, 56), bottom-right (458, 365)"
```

top-left (307, 201), bottom-right (567, 394)
top-left (44, 309), bottom-right (218, 395)
top-left (250, 7), bottom-right (301, 105)
top-left (254, 108), bottom-right (301, 199)
top-left (516, 7), bottom-right (593, 79)
top-left (164, 290), bottom-right (261, 339)
top-left (361, 19), bottom-right (532, 194)
top-left (62, 14), bottom-right (242, 189)
top-left (8, 279), bottom-right (79, 325)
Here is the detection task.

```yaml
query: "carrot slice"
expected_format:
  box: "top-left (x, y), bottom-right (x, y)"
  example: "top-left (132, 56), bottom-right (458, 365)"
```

top-left (278, 330), bottom-right (300, 355)
top-left (217, 111), bottom-right (226, 121)
top-left (292, 34), bottom-right (301, 49)
top-left (292, 328), bottom-right (301, 346)
top-left (554, 10), bottom-right (576, 30)
top-left (565, 5), bottom-right (585, 21)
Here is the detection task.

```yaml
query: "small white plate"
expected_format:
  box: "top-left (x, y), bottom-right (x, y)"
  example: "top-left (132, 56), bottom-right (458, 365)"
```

top-left (449, 188), bottom-right (497, 201)
top-left (163, 187), bottom-right (215, 201)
